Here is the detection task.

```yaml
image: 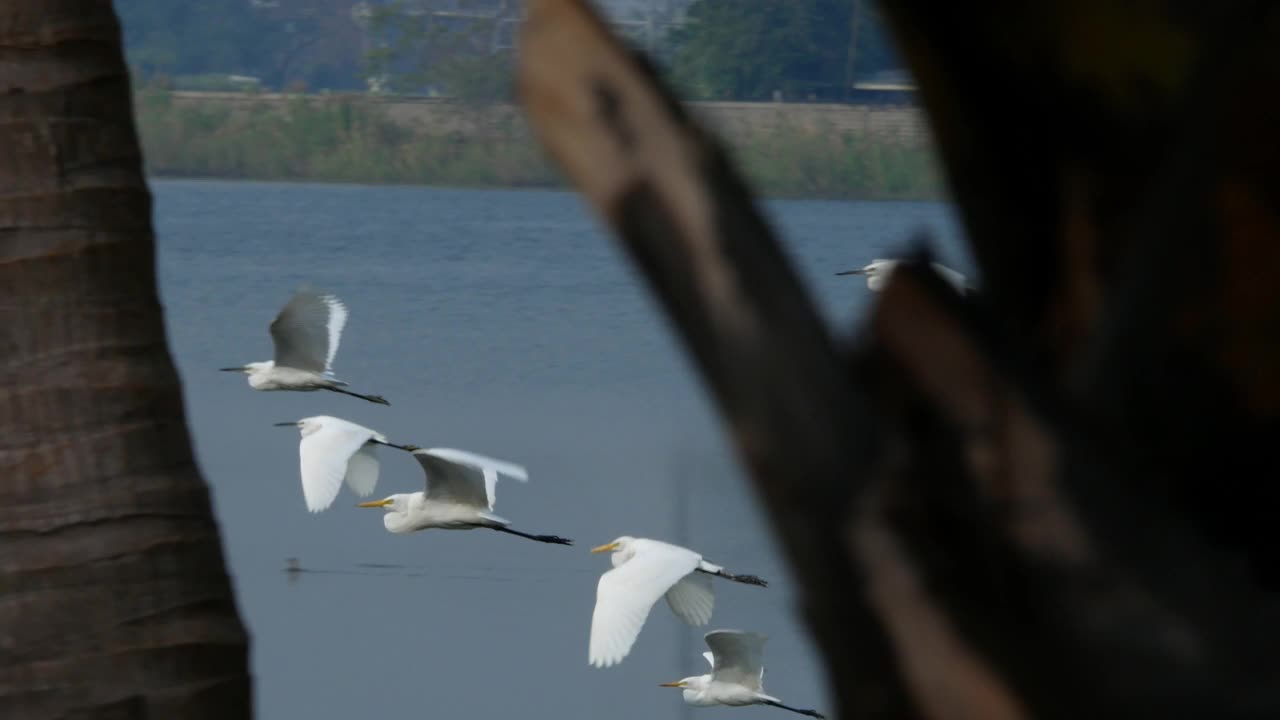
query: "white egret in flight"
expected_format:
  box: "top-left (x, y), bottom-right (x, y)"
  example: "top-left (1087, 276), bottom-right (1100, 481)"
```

top-left (221, 289), bottom-right (389, 405)
top-left (274, 415), bottom-right (418, 512)
top-left (358, 449), bottom-right (573, 546)
top-left (660, 630), bottom-right (825, 719)
top-left (588, 537), bottom-right (767, 668)
top-left (837, 258), bottom-right (971, 294)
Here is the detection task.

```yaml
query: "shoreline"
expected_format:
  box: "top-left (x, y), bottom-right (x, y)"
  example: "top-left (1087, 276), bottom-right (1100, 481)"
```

top-left (135, 90), bottom-right (943, 201)
top-left (144, 173), bottom-right (951, 204)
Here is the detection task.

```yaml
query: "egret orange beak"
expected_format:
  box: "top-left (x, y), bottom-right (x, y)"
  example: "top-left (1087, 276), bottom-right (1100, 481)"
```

top-left (357, 499), bottom-right (393, 508)
top-left (590, 542), bottom-right (620, 554)
top-left (659, 681), bottom-right (687, 688)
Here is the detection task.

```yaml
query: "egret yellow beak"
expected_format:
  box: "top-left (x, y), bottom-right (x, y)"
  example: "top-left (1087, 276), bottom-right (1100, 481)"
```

top-left (590, 542), bottom-right (620, 554)
top-left (357, 499), bottom-right (393, 508)
top-left (659, 681), bottom-right (687, 688)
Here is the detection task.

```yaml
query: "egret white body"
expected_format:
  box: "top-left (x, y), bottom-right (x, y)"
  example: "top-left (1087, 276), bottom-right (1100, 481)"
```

top-left (275, 415), bottom-right (417, 512)
top-left (358, 449), bottom-right (572, 546)
top-left (661, 630), bottom-right (824, 719)
top-left (837, 258), bottom-right (970, 293)
top-left (221, 289), bottom-right (389, 405)
top-left (588, 537), bottom-right (768, 668)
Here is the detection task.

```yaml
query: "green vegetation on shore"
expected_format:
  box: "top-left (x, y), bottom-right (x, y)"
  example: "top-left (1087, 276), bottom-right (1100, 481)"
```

top-left (134, 90), bottom-right (942, 200)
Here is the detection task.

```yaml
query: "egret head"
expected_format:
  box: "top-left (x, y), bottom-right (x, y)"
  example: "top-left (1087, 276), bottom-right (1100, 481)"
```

top-left (220, 361), bottom-right (272, 375)
top-left (863, 259), bottom-right (898, 277)
top-left (273, 417), bottom-right (324, 437)
top-left (659, 676), bottom-right (706, 689)
top-left (590, 536), bottom-right (639, 567)
top-left (841, 259), bottom-right (899, 291)
top-left (358, 493), bottom-right (410, 514)
top-left (838, 258), bottom-right (889, 275)
top-left (660, 675), bottom-right (709, 701)
top-left (590, 535), bottom-right (635, 555)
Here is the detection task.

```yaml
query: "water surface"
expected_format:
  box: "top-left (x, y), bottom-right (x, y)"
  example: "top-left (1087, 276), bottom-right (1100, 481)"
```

top-left (154, 179), bottom-right (966, 720)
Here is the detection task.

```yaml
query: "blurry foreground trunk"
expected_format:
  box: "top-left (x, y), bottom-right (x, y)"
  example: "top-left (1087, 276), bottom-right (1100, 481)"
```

top-left (0, 3), bottom-right (251, 718)
top-left (517, 0), bottom-right (1280, 717)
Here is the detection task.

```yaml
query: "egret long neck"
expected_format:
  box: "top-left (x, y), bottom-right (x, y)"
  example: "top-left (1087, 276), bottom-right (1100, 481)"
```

top-left (383, 511), bottom-right (412, 534)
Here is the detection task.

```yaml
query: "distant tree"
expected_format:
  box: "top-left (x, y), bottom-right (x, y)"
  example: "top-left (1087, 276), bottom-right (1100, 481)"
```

top-left (255, 0), bottom-right (368, 91)
top-left (115, 0), bottom-right (274, 81)
top-left (116, 0), bottom-right (366, 91)
top-left (668, 0), bottom-right (900, 100)
top-left (363, 1), bottom-right (515, 100)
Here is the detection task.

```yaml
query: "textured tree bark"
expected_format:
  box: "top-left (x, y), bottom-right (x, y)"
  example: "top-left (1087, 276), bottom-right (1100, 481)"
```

top-left (0, 3), bottom-right (252, 719)
top-left (518, 0), bottom-right (1280, 718)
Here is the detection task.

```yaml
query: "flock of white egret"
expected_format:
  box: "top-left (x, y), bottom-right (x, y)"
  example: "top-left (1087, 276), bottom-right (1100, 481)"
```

top-left (222, 286), bottom-right (841, 718)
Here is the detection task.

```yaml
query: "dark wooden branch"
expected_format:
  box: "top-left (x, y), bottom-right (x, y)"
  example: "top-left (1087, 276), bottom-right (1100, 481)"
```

top-left (518, 1), bottom-right (910, 716)
top-left (862, 262), bottom-right (1280, 717)
top-left (518, 0), bottom-right (1280, 718)
top-left (863, 6), bottom-right (1280, 709)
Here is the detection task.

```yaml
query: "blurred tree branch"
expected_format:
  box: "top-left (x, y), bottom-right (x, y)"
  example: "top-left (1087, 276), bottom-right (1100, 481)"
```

top-left (518, 0), bottom-right (1280, 717)
top-left (518, 1), bottom-right (910, 715)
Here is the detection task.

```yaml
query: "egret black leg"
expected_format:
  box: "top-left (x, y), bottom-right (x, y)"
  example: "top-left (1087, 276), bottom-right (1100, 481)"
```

top-left (763, 700), bottom-right (824, 719)
top-left (492, 526), bottom-right (573, 545)
top-left (371, 438), bottom-right (419, 452)
top-left (697, 567), bottom-right (769, 587)
top-left (323, 386), bottom-right (390, 405)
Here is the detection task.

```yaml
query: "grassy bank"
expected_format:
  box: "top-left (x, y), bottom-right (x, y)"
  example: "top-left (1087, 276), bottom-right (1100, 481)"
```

top-left (134, 90), bottom-right (943, 200)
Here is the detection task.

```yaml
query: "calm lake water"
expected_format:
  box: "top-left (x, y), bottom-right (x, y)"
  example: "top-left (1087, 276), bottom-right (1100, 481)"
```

top-left (152, 179), bottom-right (967, 720)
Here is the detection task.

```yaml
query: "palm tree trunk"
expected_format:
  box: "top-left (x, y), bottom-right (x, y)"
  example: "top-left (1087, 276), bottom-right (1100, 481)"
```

top-left (0, 3), bottom-right (251, 718)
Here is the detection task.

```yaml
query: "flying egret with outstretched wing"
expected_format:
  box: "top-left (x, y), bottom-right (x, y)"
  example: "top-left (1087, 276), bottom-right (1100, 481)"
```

top-left (659, 630), bottom-right (825, 719)
top-left (588, 537), bottom-right (768, 668)
top-left (358, 448), bottom-right (572, 546)
top-left (221, 289), bottom-right (389, 405)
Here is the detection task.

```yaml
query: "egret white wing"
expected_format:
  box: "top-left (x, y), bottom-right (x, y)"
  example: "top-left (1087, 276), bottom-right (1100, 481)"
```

top-left (589, 541), bottom-right (701, 667)
top-left (664, 569), bottom-right (715, 626)
top-left (422, 447), bottom-right (528, 482)
top-left (343, 444), bottom-right (380, 497)
top-left (320, 294), bottom-right (347, 372)
top-left (269, 289), bottom-right (347, 373)
top-left (413, 448), bottom-right (527, 510)
top-left (702, 651), bottom-right (715, 668)
top-left (705, 630), bottom-right (767, 691)
top-left (299, 419), bottom-right (375, 512)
